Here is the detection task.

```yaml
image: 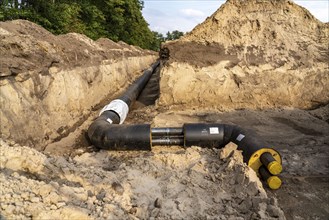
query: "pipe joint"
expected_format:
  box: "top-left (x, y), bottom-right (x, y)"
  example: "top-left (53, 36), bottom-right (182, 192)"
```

top-left (99, 99), bottom-right (129, 124)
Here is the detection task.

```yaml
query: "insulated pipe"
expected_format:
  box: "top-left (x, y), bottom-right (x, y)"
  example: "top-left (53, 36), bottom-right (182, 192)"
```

top-left (181, 123), bottom-right (282, 176)
top-left (88, 123), bottom-right (282, 188)
top-left (118, 60), bottom-right (160, 107)
top-left (98, 60), bottom-right (160, 124)
top-left (88, 60), bottom-right (160, 149)
top-left (259, 166), bottom-right (282, 190)
top-left (260, 152), bottom-right (282, 175)
top-left (90, 122), bottom-right (282, 176)
top-left (102, 124), bottom-right (151, 150)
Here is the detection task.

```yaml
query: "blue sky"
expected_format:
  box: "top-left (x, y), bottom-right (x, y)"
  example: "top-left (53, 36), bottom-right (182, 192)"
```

top-left (142, 0), bottom-right (329, 35)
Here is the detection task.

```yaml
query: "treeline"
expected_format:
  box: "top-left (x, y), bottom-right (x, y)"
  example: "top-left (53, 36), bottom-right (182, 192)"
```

top-left (0, 0), bottom-right (184, 51)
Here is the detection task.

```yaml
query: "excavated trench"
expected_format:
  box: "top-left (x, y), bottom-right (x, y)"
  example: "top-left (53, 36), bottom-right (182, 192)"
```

top-left (1, 52), bottom-right (328, 220)
top-left (42, 60), bottom-right (162, 156)
top-left (39, 58), bottom-right (329, 220)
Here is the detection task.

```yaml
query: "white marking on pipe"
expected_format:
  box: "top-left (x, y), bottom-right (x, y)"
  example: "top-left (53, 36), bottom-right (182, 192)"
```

top-left (209, 127), bottom-right (219, 134)
top-left (106, 118), bottom-right (113, 124)
top-left (236, 134), bottom-right (245, 141)
top-left (99, 99), bottom-right (129, 124)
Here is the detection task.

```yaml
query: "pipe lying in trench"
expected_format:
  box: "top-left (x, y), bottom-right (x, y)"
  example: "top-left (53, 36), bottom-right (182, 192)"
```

top-left (87, 60), bottom-right (283, 190)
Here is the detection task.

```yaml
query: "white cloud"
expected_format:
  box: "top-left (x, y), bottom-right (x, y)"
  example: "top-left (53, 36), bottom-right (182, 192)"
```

top-left (181, 8), bottom-right (205, 17)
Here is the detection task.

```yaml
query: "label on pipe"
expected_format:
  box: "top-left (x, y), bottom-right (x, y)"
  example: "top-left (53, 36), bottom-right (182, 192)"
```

top-left (236, 134), bottom-right (245, 141)
top-left (99, 99), bottom-right (129, 124)
top-left (209, 127), bottom-right (219, 134)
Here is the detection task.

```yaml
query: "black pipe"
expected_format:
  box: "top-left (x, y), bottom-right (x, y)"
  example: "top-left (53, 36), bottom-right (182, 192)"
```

top-left (180, 123), bottom-right (281, 177)
top-left (90, 121), bottom-right (282, 170)
top-left (151, 127), bottom-right (183, 136)
top-left (89, 122), bottom-right (282, 188)
top-left (88, 60), bottom-right (160, 149)
top-left (137, 64), bottom-right (161, 106)
top-left (152, 137), bottom-right (184, 145)
top-left (119, 61), bottom-right (160, 107)
top-left (87, 111), bottom-right (121, 148)
top-left (102, 124), bottom-right (151, 151)
top-left (259, 166), bottom-right (282, 190)
top-left (183, 123), bottom-right (224, 148)
top-left (260, 152), bottom-right (282, 175)
top-left (89, 119), bottom-right (282, 174)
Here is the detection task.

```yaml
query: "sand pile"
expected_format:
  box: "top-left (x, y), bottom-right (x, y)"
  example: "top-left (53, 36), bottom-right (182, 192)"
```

top-left (159, 0), bottom-right (329, 110)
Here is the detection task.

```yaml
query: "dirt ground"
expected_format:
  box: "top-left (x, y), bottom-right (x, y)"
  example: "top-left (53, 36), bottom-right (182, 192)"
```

top-left (126, 104), bottom-right (329, 219)
top-left (2, 102), bottom-right (325, 219)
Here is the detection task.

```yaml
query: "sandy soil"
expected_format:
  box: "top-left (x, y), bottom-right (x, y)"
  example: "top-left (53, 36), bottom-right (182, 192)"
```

top-left (2, 103), bottom-right (326, 219)
top-left (132, 105), bottom-right (329, 219)
top-left (1, 0), bottom-right (329, 219)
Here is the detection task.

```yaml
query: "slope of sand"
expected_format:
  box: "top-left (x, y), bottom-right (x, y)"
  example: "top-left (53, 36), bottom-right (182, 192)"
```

top-left (159, 0), bottom-right (329, 110)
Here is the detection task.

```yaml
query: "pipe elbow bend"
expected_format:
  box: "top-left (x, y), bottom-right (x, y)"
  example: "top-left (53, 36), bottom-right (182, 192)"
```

top-left (224, 124), bottom-right (282, 176)
top-left (88, 119), bottom-right (152, 151)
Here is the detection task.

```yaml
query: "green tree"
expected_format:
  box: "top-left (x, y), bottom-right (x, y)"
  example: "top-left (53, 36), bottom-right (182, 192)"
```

top-left (171, 30), bottom-right (184, 40)
top-left (166, 30), bottom-right (184, 41)
top-left (149, 31), bottom-right (165, 51)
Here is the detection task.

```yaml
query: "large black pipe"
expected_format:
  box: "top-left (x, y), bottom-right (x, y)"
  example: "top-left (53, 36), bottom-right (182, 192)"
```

top-left (102, 124), bottom-right (151, 151)
top-left (178, 123), bottom-right (280, 170)
top-left (181, 123), bottom-right (282, 176)
top-left (90, 121), bottom-right (281, 175)
top-left (259, 166), bottom-right (282, 190)
top-left (137, 64), bottom-right (161, 106)
top-left (88, 60), bottom-right (160, 148)
top-left (119, 61), bottom-right (160, 107)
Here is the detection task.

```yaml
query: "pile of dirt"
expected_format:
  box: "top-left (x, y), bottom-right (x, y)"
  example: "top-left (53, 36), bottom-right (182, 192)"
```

top-left (159, 0), bottom-right (329, 110)
top-left (0, 20), bottom-right (155, 77)
top-left (0, 20), bottom-right (157, 149)
top-left (0, 138), bottom-right (285, 219)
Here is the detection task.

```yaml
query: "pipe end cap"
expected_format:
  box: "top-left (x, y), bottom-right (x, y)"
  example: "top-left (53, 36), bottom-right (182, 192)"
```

top-left (267, 176), bottom-right (282, 190)
top-left (248, 148), bottom-right (282, 175)
top-left (268, 161), bottom-right (282, 175)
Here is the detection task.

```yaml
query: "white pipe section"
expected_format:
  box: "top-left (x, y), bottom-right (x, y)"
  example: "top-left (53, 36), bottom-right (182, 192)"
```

top-left (99, 99), bottom-right (129, 124)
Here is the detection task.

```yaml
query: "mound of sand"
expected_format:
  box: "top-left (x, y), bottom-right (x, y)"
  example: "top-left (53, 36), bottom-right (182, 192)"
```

top-left (159, 0), bottom-right (329, 110)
